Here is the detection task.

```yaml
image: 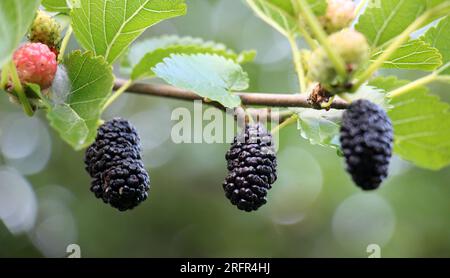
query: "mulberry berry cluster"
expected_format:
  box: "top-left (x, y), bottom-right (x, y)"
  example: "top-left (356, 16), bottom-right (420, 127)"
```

top-left (223, 123), bottom-right (277, 212)
top-left (340, 100), bottom-right (394, 190)
top-left (85, 118), bottom-right (150, 211)
top-left (10, 10), bottom-right (61, 92)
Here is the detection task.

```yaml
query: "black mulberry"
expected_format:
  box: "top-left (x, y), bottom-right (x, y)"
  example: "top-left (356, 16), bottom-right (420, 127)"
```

top-left (85, 118), bottom-right (150, 211)
top-left (340, 99), bottom-right (393, 190)
top-left (223, 123), bottom-right (277, 212)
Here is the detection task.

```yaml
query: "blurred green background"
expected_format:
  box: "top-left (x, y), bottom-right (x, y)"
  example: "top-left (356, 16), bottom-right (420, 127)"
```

top-left (0, 0), bottom-right (449, 258)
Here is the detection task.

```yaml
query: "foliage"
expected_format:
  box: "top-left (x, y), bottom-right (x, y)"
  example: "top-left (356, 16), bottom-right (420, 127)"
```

top-left (0, 0), bottom-right (449, 172)
top-left (153, 54), bottom-right (248, 108)
top-left (370, 76), bottom-right (450, 170)
top-left (0, 0), bottom-right (40, 68)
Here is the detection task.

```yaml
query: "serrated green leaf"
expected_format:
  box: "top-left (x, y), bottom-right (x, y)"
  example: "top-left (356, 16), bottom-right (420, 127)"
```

top-left (42, 0), bottom-right (70, 13)
top-left (124, 36), bottom-right (256, 80)
top-left (0, 0), bottom-right (40, 68)
top-left (246, 0), bottom-right (326, 37)
top-left (347, 85), bottom-right (391, 110)
top-left (422, 16), bottom-right (450, 75)
top-left (354, 0), bottom-right (450, 48)
top-left (356, 0), bottom-right (426, 47)
top-left (372, 39), bottom-right (442, 71)
top-left (246, 0), bottom-right (298, 37)
top-left (247, 0), bottom-right (327, 37)
top-left (153, 54), bottom-right (248, 108)
top-left (47, 51), bottom-right (114, 150)
top-left (266, 0), bottom-right (326, 15)
top-left (294, 108), bottom-right (343, 150)
top-left (71, 0), bottom-right (186, 64)
top-left (369, 76), bottom-right (450, 170)
top-left (47, 104), bottom-right (90, 146)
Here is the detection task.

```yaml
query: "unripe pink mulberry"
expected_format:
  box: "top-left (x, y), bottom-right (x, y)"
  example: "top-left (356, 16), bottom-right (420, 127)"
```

top-left (13, 43), bottom-right (58, 89)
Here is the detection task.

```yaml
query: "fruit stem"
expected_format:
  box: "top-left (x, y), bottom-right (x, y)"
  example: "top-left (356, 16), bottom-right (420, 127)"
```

top-left (353, 3), bottom-right (450, 91)
top-left (9, 61), bottom-right (34, 116)
top-left (0, 63), bottom-right (10, 89)
top-left (354, 0), bottom-right (369, 17)
top-left (290, 0), bottom-right (317, 50)
top-left (321, 95), bottom-right (335, 109)
top-left (298, 26), bottom-right (318, 50)
top-left (271, 114), bottom-right (298, 134)
top-left (296, 0), bottom-right (347, 79)
top-left (58, 26), bottom-right (73, 62)
top-left (287, 35), bottom-right (307, 93)
top-left (387, 72), bottom-right (438, 98)
top-left (241, 104), bottom-right (255, 124)
top-left (33, 86), bottom-right (52, 109)
top-left (102, 79), bottom-right (133, 112)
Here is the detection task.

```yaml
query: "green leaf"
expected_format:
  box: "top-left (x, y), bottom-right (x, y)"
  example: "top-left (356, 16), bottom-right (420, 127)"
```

top-left (294, 83), bottom-right (390, 151)
top-left (245, 0), bottom-right (326, 37)
top-left (372, 39), bottom-right (442, 71)
top-left (266, 0), bottom-right (326, 15)
top-left (347, 85), bottom-right (391, 110)
top-left (153, 54), bottom-right (248, 108)
top-left (47, 104), bottom-right (90, 147)
top-left (42, 0), bottom-right (70, 13)
top-left (246, 0), bottom-right (298, 37)
top-left (71, 0), bottom-right (187, 64)
top-left (47, 51), bottom-right (114, 150)
top-left (307, 0), bottom-right (327, 15)
top-left (370, 76), bottom-right (450, 170)
top-left (295, 109), bottom-right (343, 150)
top-left (0, 0), bottom-right (40, 68)
top-left (124, 36), bottom-right (256, 80)
top-left (422, 16), bottom-right (450, 75)
top-left (356, 0), bottom-right (427, 47)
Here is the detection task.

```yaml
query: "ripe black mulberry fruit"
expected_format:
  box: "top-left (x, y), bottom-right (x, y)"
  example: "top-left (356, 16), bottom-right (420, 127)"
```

top-left (223, 123), bottom-right (277, 212)
top-left (340, 100), bottom-right (393, 190)
top-left (85, 118), bottom-right (150, 211)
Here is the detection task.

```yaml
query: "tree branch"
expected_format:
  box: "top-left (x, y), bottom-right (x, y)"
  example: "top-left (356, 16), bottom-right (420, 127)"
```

top-left (115, 78), bottom-right (349, 110)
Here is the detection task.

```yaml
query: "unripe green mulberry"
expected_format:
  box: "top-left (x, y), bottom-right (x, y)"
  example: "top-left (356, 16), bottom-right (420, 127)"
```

top-left (320, 0), bottom-right (356, 34)
top-left (307, 29), bottom-right (370, 92)
top-left (28, 11), bottom-right (62, 55)
top-left (331, 29), bottom-right (370, 67)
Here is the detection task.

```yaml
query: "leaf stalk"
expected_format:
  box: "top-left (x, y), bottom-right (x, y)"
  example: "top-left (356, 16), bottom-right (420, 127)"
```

top-left (287, 35), bottom-right (307, 93)
top-left (271, 114), bottom-right (298, 134)
top-left (387, 73), bottom-right (438, 98)
top-left (102, 79), bottom-right (133, 112)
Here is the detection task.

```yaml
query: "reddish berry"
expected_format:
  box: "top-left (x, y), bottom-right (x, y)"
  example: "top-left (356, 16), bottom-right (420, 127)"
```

top-left (13, 43), bottom-right (57, 89)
